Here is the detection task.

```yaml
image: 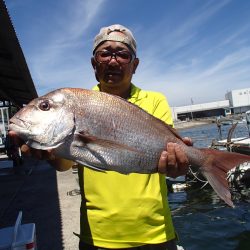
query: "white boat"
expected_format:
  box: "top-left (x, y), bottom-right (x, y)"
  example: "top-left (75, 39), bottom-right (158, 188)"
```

top-left (210, 120), bottom-right (250, 186)
top-left (211, 137), bottom-right (250, 155)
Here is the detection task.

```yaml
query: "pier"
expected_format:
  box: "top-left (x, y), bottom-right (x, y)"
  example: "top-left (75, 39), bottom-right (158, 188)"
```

top-left (0, 156), bottom-right (80, 249)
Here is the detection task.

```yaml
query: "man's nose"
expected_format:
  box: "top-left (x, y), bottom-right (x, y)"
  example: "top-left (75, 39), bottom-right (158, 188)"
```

top-left (108, 55), bottom-right (119, 66)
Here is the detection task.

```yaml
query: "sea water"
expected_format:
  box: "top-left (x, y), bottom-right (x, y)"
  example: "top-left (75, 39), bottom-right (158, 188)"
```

top-left (169, 122), bottom-right (250, 250)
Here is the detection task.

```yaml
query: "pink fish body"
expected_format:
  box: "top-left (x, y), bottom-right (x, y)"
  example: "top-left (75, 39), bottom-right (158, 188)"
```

top-left (9, 88), bottom-right (250, 207)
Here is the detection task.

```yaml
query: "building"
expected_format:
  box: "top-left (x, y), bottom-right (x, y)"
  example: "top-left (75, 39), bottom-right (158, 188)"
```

top-left (0, 0), bottom-right (38, 145)
top-left (171, 100), bottom-right (230, 121)
top-left (0, 0), bottom-right (38, 107)
top-left (225, 88), bottom-right (250, 114)
top-left (172, 87), bottom-right (250, 121)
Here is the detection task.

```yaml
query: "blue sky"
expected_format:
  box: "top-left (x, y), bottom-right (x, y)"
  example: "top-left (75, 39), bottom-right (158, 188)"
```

top-left (5, 0), bottom-right (250, 107)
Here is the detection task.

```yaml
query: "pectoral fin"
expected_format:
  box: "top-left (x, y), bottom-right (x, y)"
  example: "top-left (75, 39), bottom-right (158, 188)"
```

top-left (75, 159), bottom-right (107, 172)
top-left (76, 131), bottom-right (141, 153)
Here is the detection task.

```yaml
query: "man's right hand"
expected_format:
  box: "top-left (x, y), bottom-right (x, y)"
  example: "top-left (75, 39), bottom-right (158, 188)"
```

top-left (8, 131), bottom-right (72, 171)
top-left (8, 130), bottom-right (54, 160)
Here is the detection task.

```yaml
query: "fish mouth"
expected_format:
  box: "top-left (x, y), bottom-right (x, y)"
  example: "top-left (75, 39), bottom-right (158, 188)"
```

top-left (9, 117), bottom-right (32, 134)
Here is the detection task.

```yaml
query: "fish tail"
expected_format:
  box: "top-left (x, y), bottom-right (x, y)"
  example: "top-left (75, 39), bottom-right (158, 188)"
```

top-left (197, 148), bottom-right (250, 207)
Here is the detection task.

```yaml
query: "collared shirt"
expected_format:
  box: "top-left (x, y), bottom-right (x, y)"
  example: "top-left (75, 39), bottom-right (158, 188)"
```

top-left (93, 83), bottom-right (174, 127)
top-left (78, 83), bottom-right (175, 248)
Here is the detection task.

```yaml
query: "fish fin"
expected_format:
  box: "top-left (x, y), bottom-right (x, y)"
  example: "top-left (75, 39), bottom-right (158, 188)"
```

top-left (26, 140), bottom-right (63, 150)
top-left (199, 148), bottom-right (250, 207)
top-left (76, 131), bottom-right (141, 153)
top-left (75, 160), bottom-right (107, 172)
top-left (165, 125), bottom-right (184, 141)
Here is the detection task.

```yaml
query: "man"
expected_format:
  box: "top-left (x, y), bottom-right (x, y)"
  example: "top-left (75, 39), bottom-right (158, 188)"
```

top-left (10, 24), bottom-right (191, 249)
top-left (76, 24), bottom-right (189, 250)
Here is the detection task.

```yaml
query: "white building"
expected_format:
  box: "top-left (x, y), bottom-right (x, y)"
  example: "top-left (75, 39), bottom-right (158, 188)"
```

top-left (171, 100), bottom-right (230, 121)
top-left (225, 87), bottom-right (250, 113)
top-left (172, 87), bottom-right (250, 121)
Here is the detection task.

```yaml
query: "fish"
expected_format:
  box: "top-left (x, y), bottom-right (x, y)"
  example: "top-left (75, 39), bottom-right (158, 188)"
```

top-left (9, 88), bottom-right (250, 207)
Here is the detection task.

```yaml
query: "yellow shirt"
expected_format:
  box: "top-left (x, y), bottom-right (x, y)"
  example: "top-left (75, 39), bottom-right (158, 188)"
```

top-left (78, 84), bottom-right (175, 248)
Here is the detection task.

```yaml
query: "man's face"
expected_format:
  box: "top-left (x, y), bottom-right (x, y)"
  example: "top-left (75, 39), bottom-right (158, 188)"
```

top-left (92, 39), bottom-right (139, 89)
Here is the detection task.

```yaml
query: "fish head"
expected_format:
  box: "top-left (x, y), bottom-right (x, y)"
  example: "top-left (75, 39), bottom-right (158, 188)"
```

top-left (9, 89), bottom-right (75, 150)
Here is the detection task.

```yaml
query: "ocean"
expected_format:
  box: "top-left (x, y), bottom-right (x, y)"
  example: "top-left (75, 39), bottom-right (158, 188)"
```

top-left (169, 122), bottom-right (250, 250)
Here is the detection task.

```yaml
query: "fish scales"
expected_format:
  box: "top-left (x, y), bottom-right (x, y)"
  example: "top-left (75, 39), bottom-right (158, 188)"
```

top-left (71, 89), bottom-right (167, 171)
top-left (9, 87), bottom-right (250, 207)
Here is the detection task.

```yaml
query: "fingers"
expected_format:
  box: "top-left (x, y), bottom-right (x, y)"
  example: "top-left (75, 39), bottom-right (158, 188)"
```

top-left (158, 143), bottom-right (178, 176)
top-left (165, 143), bottom-right (179, 178)
top-left (22, 146), bottom-right (55, 160)
top-left (9, 131), bottom-right (55, 161)
top-left (158, 151), bottom-right (168, 174)
top-left (8, 131), bottom-right (17, 137)
top-left (166, 143), bottom-right (176, 166)
top-left (158, 142), bottom-right (189, 178)
top-left (21, 144), bottom-right (32, 156)
top-left (174, 144), bottom-right (189, 176)
top-left (8, 131), bottom-right (24, 146)
top-left (183, 137), bottom-right (193, 146)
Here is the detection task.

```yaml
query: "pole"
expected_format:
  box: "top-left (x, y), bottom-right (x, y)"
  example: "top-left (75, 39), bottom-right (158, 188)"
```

top-left (190, 98), bottom-right (194, 120)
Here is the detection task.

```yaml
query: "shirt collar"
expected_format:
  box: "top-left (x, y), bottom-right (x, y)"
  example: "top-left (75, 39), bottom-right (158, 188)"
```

top-left (128, 84), bottom-right (147, 102)
top-left (92, 83), bottom-right (147, 102)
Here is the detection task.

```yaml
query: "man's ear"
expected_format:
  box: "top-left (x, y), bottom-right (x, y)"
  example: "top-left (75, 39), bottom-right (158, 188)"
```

top-left (91, 57), bottom-right (96, 71)
top-left (91, 57), bottom-right (99, 82)
top-left (132, 58), bottom-right (139, 74)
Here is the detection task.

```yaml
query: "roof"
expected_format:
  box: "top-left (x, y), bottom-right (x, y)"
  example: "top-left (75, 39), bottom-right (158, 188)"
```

top-left (0, 0), bottom-right (38, 107)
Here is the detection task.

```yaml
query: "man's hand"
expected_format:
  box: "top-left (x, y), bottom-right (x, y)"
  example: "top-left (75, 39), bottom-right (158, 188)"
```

top-left (158, 137), bottom-right (192, 178)
top-left (8, 131), bottom-right (55, 160)
top-left (8, 131), bottom-right (72, 171)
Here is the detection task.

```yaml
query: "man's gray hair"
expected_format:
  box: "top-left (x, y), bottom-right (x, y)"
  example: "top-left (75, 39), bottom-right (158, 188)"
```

top-left (93, 24), bottom-right (137, 55)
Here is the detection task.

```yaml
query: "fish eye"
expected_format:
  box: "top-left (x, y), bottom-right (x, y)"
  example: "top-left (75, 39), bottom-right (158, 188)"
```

top-left (39, 100), bottom-right (51, 111)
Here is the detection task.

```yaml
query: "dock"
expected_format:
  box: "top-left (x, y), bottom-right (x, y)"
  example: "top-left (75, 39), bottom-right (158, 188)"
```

top-left (0, 155), bottom-right (80, 250)
top-left (174, 119), bottom-right (213, 130)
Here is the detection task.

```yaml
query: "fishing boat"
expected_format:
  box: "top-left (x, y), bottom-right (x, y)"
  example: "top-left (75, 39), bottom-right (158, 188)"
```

top-left (211, 137), bottom-right (250, 155)
top-left (167, 114), bottom-right (250, 192)
top-left (183, 115), bottom-right (250, 189)
top-left (212, 111), bottom-right (250, 153)
top-left (210, 115), bottom-right (250, 187)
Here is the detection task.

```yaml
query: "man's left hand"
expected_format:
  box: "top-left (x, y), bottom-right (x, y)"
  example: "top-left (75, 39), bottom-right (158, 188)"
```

top-left (158, 137), bottom-right (192, 178)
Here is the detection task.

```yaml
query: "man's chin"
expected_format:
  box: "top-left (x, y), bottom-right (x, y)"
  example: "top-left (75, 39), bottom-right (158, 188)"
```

top-left (104, 82), bottom-right (121, 88)
top-left (103, 79), bottom-right (122, 86)
top-left (104, 74), bottom-right (122, 82)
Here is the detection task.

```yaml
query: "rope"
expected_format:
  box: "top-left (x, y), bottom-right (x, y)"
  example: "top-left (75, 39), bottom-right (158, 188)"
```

top-left (188, 166), bottom-right (209, 188)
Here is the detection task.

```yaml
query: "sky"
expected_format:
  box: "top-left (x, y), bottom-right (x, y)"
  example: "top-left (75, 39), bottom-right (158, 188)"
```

top-left (4, 0), bottom-right (250, 107)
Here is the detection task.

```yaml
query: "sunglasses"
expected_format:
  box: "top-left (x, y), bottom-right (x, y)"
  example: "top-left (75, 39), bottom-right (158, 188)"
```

top-left (94, 50), bottom-right (135, 65)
